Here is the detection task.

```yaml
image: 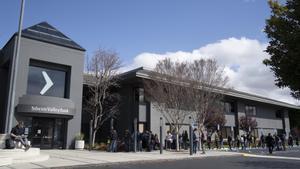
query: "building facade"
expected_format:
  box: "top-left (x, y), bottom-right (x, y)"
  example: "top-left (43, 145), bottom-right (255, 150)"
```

top-left (112, 68), bottom-right (299, 141)
top-left (0, 22), bottom-right (85, 149)
top-left (1, 22), bottom-right (299, 149)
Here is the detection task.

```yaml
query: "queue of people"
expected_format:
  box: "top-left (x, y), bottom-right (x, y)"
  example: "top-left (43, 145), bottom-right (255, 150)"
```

top-left (108, 129), bottom-right (160, 152)
top-left (107, 128), bottom-right (300, 154)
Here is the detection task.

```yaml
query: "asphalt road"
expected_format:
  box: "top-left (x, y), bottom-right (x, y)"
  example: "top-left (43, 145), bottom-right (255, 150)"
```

top-left (64, 155), bottom-right (300, 169)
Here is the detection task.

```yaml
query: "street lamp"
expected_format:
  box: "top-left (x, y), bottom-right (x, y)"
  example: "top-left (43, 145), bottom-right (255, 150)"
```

top-left (134, 118), bottom-right (137, 152)
top-left (160, 117), bottom-right (163, 154)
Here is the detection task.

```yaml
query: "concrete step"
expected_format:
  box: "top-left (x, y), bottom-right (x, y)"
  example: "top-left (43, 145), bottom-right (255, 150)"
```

top-left (0, 148), bottom-right (40, 158)
top-left (13, 154), bottom-right (49, 163)
top-left (0, 157), bottom-right (12, 166)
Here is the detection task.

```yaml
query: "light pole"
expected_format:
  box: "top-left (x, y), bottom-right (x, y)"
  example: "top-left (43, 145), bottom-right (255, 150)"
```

top-left (189, 116), bottom-right (193, 155)
top-left (6, 0), bottom-right (25, 133)
top-left (160, 117), bottom-right (163, 154)
top-left (134, 118), bottom-right (137, 152)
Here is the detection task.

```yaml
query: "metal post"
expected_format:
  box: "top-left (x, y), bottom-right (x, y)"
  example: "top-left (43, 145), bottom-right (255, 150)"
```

top-left (134, 118), bottom-right (137, 152)
top-left (89, 120), bottom-right (93, 151)
top-left (160, 117), bottom-right (163, 154)
top-left (6, 0), bottom-right (25, 133)
top-left (189, 116), bottom-right (193, 155)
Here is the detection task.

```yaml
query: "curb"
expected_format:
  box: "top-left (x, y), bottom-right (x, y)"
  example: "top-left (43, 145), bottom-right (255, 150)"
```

top-left (242, 153), bottom-right (300, 161)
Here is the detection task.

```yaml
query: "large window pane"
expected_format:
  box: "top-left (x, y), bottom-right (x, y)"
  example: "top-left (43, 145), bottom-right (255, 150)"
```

top-left (27, 65), bottom-right (67, 98)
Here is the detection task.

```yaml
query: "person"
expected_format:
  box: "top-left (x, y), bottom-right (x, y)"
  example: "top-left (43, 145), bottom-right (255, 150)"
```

top-left (137, 131), bottom-right (143, 151)
top-left (207, 134), bottom-right (212, 150)
top-left (280, 133), bottom-right (286, 151)
top-left (110, 130), bottom-right (118, 152)
top-left (296, 136), bottom-right (299, 147)
top-left (182, 130), bottom-right (188, 150)
top-left (214, 132), bottom-right (219, 149)
top-left (241, 135), bottom-right (245, 150)
top-left (274, 134), bottom-right (280, 151)
top-left (193, 128), bottom-right (199, 154)
top-left (260, 134), bottom-right (265, 149)
top-left (10, 121), bottom-right (30, 151)
top-left (219, 133), bottom-right (224, 149)
top-left (227, 135), bottom-right (233, 151)
top-left (124, 130), bottom-right (131, 152)
top-left (266, 133), bottom-right (274, 154)
top-left (236, 135), bottom-right (240, 150)
top-left (153, 134), bottom-right (160, 150)
top-left (288, 134), bottom-right (293, 149)
top-left (165, 131), bottom-right (173, 150)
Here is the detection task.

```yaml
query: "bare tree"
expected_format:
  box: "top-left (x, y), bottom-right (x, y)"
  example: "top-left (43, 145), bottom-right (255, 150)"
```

top-left (144, 58), bottom-right (191, 151)
top-left (84, 48), bottom-right (122, 147)
top-left (187, 59), bottom-right (228, 133)
top-left (239, 115), bottom-right (257, 134)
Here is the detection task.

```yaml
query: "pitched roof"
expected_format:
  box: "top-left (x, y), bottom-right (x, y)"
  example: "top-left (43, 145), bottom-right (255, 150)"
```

top-left (21, 22), bottom-right (85, 51)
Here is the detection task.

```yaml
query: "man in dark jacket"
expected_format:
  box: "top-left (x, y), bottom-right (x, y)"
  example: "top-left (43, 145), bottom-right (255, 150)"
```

top-left (10, 121), bottom-right (30, 151)
top-left (124, 130), bottom-right (131, 152)
top-left (266, 133), bottom-right (274, 154)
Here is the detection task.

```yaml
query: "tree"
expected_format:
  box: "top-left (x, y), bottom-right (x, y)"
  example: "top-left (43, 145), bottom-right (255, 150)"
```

top-left (144, 58), bottom-right (191, 151)
top-left (264, 0), bottom-right (300, 99)
top-left (144, 58), bottom-right (228, 151)
top-left (84, 48), bottom-right (122, 147)
top-left (187, 59), bottom-right (228, 133)
top-left (239, 115), bottom-right (257, 134)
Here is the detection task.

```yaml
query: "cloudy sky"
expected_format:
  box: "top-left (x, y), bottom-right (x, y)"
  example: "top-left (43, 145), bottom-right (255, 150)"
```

top-left (0, 0), bottom-right (298, 105)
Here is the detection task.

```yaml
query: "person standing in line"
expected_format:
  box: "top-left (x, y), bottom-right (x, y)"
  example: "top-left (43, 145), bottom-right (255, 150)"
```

top-left (280, 133), bottom-right (286, 151)
top-left (266, 133), bottom-right (274, 154)
top-left (214, 132), bottom-right (219, 149)
top-left (124, 129), bottom-right (131, 152)
top-left (182, 130), bottom-right (188, 150)
top-left (260, 134), bottom-right (265, 149)
top-left (288, 134), bottom-right (293, 149)
top-left (207, 134), bottom-right (212, 150)
top-left (165, 131), bottom-right (173, 150)
top-left (227, 135), bottom-right (233, 151)
top-left (193, 128), bottom-right (199, 154)
top-left (110, 130), bottom-right (118, 152)
top-left (219, 133), bottom-right (224, 149)
top-left (296, 136), bottom-right (299, 147)
top-left (236, 135), bottom-right (240, 150)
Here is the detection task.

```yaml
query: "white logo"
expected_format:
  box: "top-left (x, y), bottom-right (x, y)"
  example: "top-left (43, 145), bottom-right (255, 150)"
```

top-left (40, 71), bottom-right (54, 95)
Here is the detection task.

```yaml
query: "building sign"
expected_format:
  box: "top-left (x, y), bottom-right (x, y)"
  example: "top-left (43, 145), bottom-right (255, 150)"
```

top-left (31, 106), bottom-right (69, 114)
top-left (18, 104), bottom-right (75, 117)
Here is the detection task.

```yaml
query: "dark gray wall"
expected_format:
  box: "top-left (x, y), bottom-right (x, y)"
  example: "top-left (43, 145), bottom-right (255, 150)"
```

top-left (9, 37), bottom-right (84, 148)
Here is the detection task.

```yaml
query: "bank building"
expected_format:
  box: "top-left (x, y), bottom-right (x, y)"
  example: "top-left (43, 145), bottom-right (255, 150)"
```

top-left (1, 22), bottom-right (299, 149)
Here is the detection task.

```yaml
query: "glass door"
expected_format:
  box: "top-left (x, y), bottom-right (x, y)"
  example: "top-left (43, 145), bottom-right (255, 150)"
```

top-left (31, 117), bottom-right (54, 149)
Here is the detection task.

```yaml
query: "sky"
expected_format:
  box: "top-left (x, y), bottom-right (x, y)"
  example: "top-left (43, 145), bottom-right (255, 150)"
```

top-left (0, 0), bottom-right (298, 105)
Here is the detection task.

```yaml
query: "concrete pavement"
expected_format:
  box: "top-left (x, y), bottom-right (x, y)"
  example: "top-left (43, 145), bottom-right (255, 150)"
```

top-left (0, 150), bottom-right (240, 169)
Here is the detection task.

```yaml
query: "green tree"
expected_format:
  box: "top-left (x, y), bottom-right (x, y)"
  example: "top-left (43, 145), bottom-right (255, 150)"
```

top-left (264, 0), bottom-right (300, 99)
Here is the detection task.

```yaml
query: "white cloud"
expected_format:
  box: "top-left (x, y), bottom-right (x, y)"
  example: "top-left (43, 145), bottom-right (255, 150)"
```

top-left (124, 37), bottom-right (300, 105)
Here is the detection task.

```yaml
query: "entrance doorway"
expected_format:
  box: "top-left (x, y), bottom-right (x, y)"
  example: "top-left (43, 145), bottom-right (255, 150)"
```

top-left (30, 117), bottom-right (67, 149)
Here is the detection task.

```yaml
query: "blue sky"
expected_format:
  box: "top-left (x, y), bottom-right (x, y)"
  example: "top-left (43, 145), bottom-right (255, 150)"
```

top-left (1, 0), bottom-right (270, 63)
top-left (2, 0), bottom-right (298, 104)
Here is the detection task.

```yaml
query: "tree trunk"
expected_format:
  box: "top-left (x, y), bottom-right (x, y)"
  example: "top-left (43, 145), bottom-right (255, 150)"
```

top-left (92, 130), bottom-right (97, 147)
top-left (176, 126), bottom-right (179, 151)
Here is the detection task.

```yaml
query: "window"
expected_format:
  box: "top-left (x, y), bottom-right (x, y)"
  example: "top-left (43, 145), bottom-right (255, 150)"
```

top-left (245, 105), bottom-right (256, 116)
top-left (275, 110), bottom-right (283, 118)
top-left (27, 60), bottom-right (70, 98)
top-left (224, 102), bottom-right (234, 114)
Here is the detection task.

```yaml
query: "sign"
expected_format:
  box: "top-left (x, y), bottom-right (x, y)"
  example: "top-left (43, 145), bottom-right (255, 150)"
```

top-left (40, 71), bottom-right (54, 95)
top-left (31, 106), bottom-right (69, 114)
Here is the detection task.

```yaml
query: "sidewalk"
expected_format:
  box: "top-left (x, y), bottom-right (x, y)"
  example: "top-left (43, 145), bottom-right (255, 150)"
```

top-left (0, 150), bottom-right (240, 169)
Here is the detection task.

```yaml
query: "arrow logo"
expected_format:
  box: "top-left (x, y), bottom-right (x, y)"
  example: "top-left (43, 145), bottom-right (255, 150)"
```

top-left (40, 71), bottom-right (54, 95)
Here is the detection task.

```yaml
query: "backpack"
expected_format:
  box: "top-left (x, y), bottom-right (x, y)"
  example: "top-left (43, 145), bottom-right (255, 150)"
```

top-left (5, 139), bottom-right (15, 149)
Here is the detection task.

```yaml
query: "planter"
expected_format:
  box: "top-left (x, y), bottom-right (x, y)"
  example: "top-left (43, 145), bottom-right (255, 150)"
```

top-left (75, 140), bottom-right (85, 150)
